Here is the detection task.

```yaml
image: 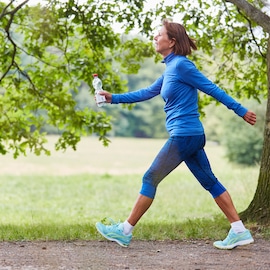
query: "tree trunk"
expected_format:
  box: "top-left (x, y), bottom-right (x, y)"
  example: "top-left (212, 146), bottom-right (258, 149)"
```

top-left (240, 37), bottom-right (270, 224)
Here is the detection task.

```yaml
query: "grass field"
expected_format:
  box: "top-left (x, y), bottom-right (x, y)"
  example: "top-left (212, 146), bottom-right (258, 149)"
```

top-left (0, 136), bottom-right (261, 241)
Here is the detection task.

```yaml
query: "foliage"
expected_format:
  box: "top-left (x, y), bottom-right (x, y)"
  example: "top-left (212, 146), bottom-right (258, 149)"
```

top-left (224, 123), bottom-right (263, 165)
top-left (175, 1), bottom-right (268, 101)
top-left (0, 0), bottom-right (169, 157)
top-left (222, 99), bottom-right (265, 165)
top-left (203, 99), bottom-right (265, 165)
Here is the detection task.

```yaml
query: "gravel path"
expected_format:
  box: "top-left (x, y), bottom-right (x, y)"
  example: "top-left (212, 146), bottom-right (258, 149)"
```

top-left (0, 238), bottom-right (269, 269)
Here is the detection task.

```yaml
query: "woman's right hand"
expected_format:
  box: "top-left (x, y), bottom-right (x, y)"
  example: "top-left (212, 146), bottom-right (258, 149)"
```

top-left (99, 90), bottom-right (112, 103)
top-left (243, 110), bottom-right (256, 126)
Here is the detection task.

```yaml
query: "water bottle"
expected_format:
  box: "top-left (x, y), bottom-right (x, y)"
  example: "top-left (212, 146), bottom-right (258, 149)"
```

top-left (92, 74), bottom-right (106, 107)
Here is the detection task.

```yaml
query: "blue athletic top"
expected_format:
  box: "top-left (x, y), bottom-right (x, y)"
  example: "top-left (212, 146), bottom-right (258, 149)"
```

top-left (111, 53), bottom-right (247, 136)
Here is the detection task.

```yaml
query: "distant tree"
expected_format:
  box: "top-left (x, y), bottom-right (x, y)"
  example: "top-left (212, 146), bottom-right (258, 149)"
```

top-left (222, 99), bottom-right (265, 166)
top-left (108, 57), bottom-right (167, 138)
top-left (203, 99), bottom-right (265, 166)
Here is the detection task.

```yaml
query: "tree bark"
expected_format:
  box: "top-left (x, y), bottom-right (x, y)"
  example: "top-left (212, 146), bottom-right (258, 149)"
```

top-left (240, 36), bottom-right (270, 224)
top-left (225, 0), bottom-right (270, 225)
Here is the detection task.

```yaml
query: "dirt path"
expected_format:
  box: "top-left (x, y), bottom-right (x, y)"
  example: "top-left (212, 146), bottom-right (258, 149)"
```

top-left (0, 238), bottom-right (269, 270)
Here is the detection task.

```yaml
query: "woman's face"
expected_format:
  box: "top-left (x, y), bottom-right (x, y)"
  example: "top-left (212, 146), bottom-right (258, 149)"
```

top-left (154, 26), bottom-right (175, 57)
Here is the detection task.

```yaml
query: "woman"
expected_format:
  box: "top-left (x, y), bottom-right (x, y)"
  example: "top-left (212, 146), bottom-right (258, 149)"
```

top-left (95, 19), bottom-right (256, 250)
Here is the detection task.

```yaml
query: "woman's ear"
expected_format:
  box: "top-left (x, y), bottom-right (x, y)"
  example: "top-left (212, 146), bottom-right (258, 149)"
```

top-left (169, 38), bottom-right (176, 48)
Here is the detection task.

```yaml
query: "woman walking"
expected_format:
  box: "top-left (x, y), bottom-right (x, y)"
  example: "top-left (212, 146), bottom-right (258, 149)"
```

top-left (95, 19), bottom-right (256, 250)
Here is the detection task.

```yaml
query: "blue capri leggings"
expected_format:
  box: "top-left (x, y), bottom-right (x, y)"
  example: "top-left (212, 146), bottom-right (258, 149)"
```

top-left (140, 135), bottom-right (226, 199)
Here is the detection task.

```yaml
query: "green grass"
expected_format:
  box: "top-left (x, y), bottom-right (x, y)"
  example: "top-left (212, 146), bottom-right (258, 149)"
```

top-left (0, 136), bottom-right (267, 241)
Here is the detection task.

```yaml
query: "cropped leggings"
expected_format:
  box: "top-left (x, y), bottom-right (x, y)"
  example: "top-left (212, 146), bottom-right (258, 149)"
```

top-left (140, 135), bottom-right (226, 199)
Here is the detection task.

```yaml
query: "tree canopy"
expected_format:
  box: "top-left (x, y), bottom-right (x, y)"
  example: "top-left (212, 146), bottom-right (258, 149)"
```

top-left (0, 0), bottom-right (165, 157)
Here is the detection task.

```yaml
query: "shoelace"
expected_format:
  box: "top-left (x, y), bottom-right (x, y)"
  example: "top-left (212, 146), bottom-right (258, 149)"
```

top-left (102, 217), bottom-right (121, 227)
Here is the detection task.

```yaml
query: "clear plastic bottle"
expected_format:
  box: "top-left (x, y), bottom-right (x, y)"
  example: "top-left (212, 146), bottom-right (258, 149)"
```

top-left (92, 74), bottom-right (106, 107)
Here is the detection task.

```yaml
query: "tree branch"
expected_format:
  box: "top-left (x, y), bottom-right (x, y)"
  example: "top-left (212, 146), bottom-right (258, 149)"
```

top-left (0, 0), bottom-right (15, 19)
top-left (226, 0), bottom-right (270, 33)
top-left (0, 0), bottom-right (29, 83)
top-left (4, 0), bottom-right (29, 33)
top-left (2, 0), bottom-right (29, 17)
top-left (236, 7), bottom-right (266, 58)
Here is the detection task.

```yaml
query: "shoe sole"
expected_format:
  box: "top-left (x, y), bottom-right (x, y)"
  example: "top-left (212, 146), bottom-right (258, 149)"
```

top-left (214, 238), bottom-right (254, 250)
top-left (95, 224), bottom-right (129, 248)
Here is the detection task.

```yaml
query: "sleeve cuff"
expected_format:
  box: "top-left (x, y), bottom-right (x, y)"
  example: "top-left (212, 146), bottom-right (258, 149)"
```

top-left (111, 94), bottom-right (120, 104)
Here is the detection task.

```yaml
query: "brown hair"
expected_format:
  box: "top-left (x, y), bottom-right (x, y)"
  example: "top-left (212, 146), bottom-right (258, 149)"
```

top-left (163, 19), bottom-right (197, 56)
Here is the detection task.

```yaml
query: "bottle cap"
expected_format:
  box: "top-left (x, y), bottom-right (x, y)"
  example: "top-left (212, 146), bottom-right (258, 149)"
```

top-left (92, 73), bottom-right (98, 77)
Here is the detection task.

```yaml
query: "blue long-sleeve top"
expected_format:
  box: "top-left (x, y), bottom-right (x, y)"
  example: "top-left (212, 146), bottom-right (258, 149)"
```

top-left (111, 53), bottom-right (247, 136)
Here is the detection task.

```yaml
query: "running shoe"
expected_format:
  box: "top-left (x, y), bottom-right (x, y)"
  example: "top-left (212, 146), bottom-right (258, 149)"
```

top-left (96, 219), bottom-right (132, 247)
top-left (213, 228), bottom-right (254, 250)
